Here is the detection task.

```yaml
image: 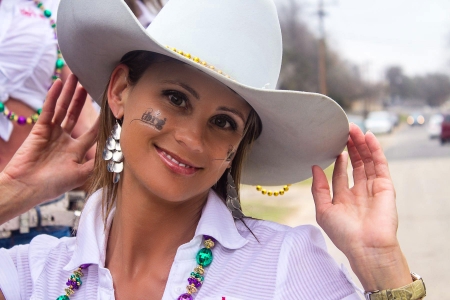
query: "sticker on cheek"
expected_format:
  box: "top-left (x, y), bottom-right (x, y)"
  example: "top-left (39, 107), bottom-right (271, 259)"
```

top-left (132, 108), bottom-right (167, 131)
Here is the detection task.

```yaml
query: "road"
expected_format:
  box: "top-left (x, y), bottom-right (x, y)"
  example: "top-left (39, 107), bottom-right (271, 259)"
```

top-left (280, 124), bottom-right (450, 299)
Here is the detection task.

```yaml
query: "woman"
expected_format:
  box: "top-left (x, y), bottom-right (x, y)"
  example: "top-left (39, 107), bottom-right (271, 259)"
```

top-left (0, 0), bottom-right (99, 248)
top-left (0, 0), bottom-right (425, 299)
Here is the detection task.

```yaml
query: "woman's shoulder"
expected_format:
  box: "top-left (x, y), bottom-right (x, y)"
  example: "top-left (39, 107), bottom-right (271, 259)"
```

top-left (236, 217), bottom-right (327, 248)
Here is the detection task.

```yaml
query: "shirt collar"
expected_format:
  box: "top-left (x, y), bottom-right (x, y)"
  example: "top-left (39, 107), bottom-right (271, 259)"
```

top-left (64, 189), bottom-right (247, 271)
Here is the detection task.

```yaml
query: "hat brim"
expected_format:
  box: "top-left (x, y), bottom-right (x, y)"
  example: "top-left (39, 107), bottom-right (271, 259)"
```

top-left (58, 0), bottom-right (349, 185)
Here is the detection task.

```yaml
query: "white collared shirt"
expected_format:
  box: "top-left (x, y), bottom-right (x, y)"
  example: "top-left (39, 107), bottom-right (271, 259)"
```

top-left (0, 190), bottom-right (361, 299)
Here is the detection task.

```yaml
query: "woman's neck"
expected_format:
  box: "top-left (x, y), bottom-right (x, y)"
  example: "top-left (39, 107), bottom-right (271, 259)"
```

top-left (105, 173), bottom-right (208, 279)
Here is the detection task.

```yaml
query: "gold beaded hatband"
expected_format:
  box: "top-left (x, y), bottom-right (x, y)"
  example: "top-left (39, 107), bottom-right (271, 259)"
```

top-left (256, 184), bottom-right (292, 197)
top-left (166, 45), bottom-right (236, 81)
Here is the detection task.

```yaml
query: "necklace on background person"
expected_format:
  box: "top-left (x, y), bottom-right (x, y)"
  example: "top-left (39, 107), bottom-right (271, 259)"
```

top-left (0, 0), bottom-right (65, 125)
top-left (56, 235), bottom-right (216, 300)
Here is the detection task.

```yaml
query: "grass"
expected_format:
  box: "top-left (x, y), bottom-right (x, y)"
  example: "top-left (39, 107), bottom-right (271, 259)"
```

top-left (241, 201), bottom-right (295, 223)
top-left (239, 163), bottom-right (335, 223)
top-left (298, 163), bottom-right (335, 185)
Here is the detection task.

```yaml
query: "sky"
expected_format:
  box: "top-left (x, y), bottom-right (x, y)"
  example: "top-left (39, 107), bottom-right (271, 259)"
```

top-left (291, 0), bottom-right (450, 81)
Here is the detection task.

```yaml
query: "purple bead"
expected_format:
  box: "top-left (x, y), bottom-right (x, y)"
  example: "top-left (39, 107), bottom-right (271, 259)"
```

top-left (188, 277), bottom-right (202, 288)
top-left (177, 294), bottom-right (193, 300)
top-left (80, 264), bottom-right (91, 269)
top-left (7, 112), bottom-right (12, 118)
top-left (66, 280), bottom-right (78, 289)
top-left (17, 116), bottom-right (26, 125)
top-left (203, 235), bottom-right (216, 243)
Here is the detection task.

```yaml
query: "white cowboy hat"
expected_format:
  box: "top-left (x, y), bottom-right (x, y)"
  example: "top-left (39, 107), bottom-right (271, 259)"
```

top-left (57, 0), bottom-right (348, 185)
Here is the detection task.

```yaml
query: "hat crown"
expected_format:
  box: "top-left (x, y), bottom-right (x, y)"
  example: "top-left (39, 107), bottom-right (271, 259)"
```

top-left (147, 0), bottom-right (282, 89)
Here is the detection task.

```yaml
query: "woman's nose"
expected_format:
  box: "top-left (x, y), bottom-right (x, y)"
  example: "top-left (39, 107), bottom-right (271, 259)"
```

top-left (174, 121), bottom-right (204, 153)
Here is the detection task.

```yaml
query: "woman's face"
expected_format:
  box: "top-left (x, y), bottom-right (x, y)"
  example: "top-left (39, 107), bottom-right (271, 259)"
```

top-left (109, 59), bottom-right (252, 202)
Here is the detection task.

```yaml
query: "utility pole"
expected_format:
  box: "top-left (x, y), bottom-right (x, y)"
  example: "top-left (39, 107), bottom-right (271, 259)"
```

top-left (317, 0), bottom-right (327, 95)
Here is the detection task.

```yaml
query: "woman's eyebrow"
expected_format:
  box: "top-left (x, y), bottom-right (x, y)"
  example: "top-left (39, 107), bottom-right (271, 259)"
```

top-left (161, 80), bottom-right (200, 100)
top-left (217, 106), bottom-right (246, 124)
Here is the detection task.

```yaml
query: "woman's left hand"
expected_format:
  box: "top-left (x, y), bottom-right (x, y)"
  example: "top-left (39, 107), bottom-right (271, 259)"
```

top-left (311, 123), bottom-right (411, 291)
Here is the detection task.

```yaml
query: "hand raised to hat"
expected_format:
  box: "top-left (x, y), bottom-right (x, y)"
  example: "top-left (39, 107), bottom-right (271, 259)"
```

top-left (0, 75), bottom-right (98, 224)
top-left (311, 123), bottom-right (412, 292)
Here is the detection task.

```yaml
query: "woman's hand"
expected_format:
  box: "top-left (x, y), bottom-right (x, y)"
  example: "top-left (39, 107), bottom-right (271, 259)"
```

top-left (0, 74), bottom-right (99, 223)
top-left (311, 123), bottom-right (411, 291)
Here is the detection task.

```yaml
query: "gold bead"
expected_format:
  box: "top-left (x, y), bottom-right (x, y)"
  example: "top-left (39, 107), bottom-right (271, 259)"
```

top-left (283, 185), bottom-right (289, 191)
top-left (26, 118), bottom-right (32, 124)
top-left (268, 191), bottom-right (273, 196)
top-left (194, 265), bottom-right (204, 275)
top-left (261, 189), bottom-right (267, 195)
top-left (226, 75), bottom-right (230, 78)
top-left (4, 109), bottom-right (9, 115)
top-left (171, 47), bottom-right (177, 52)
top-left (165, 45), bottom-right (170, 48)
top-left (13, 115), bottom-right (18, 121)
top-left (256, 185), bottom-right (262, 191)
top-left (209, 65), bottom-right (215, 70)
top-left (201, 61), bottom-right (207, 66)
top-left (187, 284), bottom-right (197, 294)
top-left (177, 50), bottom-right (184, 55)
top-left (279, 190), bottom-right (284, 195)
top-left (204, 239), bottom-right (215, 249)
top-left (193, 57), bottom-right (200, 63)
top-left (185, 53), bottom-right (191, 59)
top-left (218, 70), bottom-right (223, 74)
top-left (274, 191), bottom-right (279, 196)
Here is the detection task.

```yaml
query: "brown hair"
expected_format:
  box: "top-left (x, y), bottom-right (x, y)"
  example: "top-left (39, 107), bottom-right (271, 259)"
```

top-left (87, 51), bottom-right (262, 225)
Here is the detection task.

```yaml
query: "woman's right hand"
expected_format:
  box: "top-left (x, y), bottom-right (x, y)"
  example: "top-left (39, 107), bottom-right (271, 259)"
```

top-left (1, 74), bottom-right (99, 212)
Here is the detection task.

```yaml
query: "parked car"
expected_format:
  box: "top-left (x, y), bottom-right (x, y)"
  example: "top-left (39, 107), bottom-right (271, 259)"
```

top-left (407, 112), bottom-right (425, 126)
top-left (441, 114), bottom-right (450, 144)
top-left (389, 112), bottom-right (399, 127)
top-left (364, 111), bottom-right (393, 134)
top-left (427, 113), bottom-right (443, 139)
top-left (347, 114), bottom-right (366, 133)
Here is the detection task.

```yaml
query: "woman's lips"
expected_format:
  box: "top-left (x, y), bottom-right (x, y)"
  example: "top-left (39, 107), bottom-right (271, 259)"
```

top-left (155, 146), bottom-right (200, 176)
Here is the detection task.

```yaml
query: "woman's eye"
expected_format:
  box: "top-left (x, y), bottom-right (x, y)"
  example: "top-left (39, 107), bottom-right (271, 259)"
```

top-left (168, 93), bottom-right (187, 108)
top-left (212, 115), bottom-right (237, 130)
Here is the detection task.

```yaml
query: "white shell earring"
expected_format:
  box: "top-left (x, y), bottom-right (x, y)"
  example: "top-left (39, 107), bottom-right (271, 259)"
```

top-left (103, 120), bottom-right (123, 183)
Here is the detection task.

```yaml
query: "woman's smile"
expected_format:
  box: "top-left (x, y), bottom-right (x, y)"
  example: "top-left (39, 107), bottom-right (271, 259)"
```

top-left (155, 145), bottom-right (201, 176)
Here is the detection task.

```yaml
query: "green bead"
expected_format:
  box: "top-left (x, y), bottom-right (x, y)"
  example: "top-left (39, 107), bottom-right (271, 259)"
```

top-left (9, 113), bottom-right (15, 120)
top-left (56, 58), bottom-right (65, 69)
top-left (43, 9), bottom-right (52, 18)
top-left (0, 102), bottom-right (4, 113)
top-left (196, 248), bottom-right (213, 267)
top-left (52, 75), bottom-right (58, 80)
top-left (190, 272), bottom-right (204, 281)
top-left (37, 108), bottom-right (42, 115)
top-left (52, 23), bottom-right (56, 28)
top-left (56, 296), bottom-right (69, 300)
top-left (37, 2), bottom-right (43, 8)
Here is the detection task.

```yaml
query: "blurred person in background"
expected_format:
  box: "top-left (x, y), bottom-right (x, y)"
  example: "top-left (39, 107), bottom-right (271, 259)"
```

top-left (125, 0), bottom-right (163, 27)
top-left (0, 0), bottom-right (98, 248)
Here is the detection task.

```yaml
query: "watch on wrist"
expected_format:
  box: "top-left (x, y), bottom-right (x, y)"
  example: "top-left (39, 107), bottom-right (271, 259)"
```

top-left (364, 272), bottom-right (426, 300)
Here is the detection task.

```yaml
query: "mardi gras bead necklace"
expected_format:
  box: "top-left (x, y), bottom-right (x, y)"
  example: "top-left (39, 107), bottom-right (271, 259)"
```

top-left (56, 235), bottom-right (216, 300)
top-left (255, 184), bottom-right (291, 196)
top-left (0, 0), bottom-right (64, 125)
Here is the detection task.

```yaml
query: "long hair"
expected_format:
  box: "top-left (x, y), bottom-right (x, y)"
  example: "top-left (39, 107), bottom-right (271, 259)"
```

top-left (87, 51), bottom-right (262, 226)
